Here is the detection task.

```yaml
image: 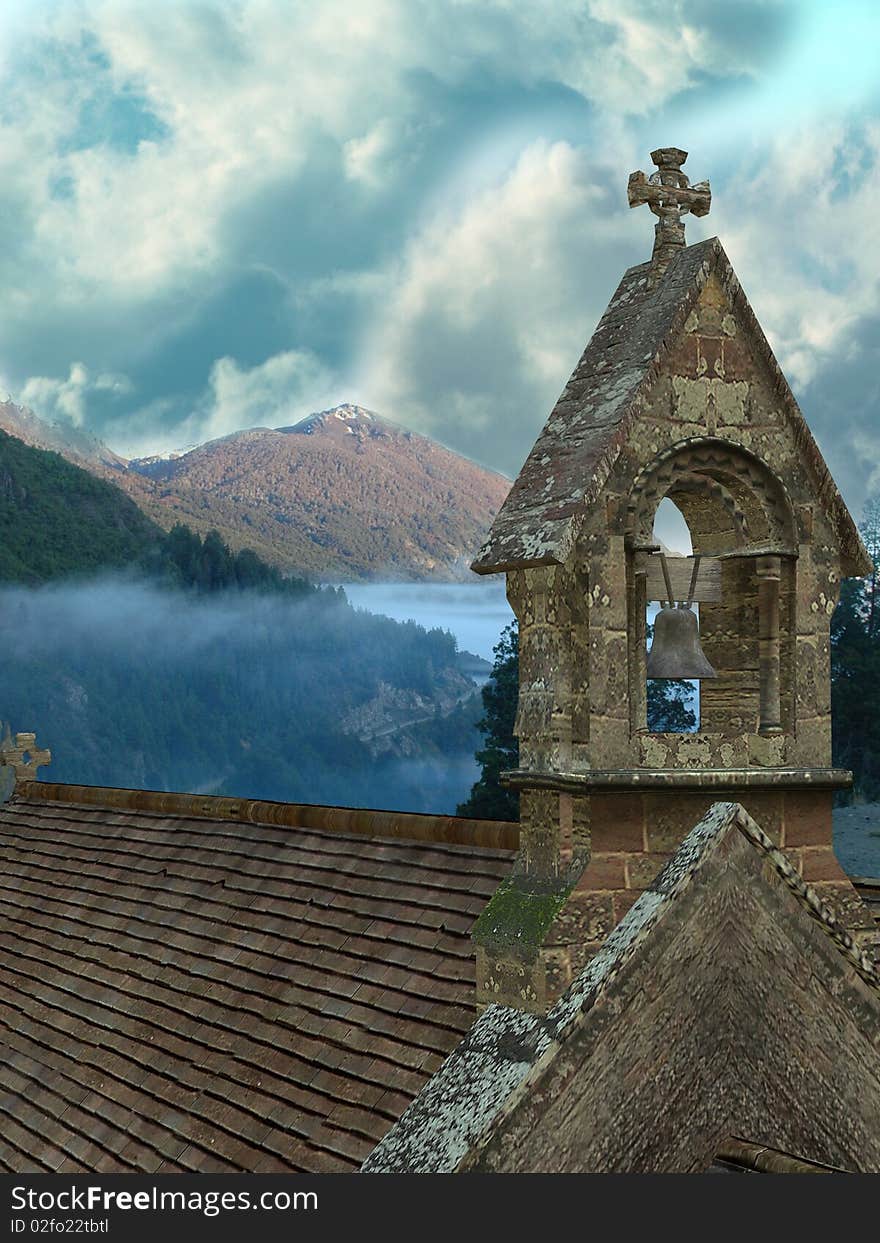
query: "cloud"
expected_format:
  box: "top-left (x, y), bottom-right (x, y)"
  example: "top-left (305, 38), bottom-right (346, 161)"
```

top-left (343, 120), bottom-right (398, 187)
top-left (357, 138), bottom-right (642, 474)
top-left (0, 0), bottom-right (875, 499)
top-left (193, 349), bottom-right (340, 443)
top-left (719, 121), bottom-right (880, 330)
top-left (95, 347), bottom-right (342, 457)
top-left (20, 361), bottom-right (132, 428)
top-left (697, 118), bottom-right (880, 511)
top-left (0, 1), bottom-right (789, 310)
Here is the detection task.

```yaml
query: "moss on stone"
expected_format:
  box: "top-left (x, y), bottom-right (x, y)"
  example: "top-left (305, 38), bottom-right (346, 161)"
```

top-left (473, 879), bottom-right (569, 951)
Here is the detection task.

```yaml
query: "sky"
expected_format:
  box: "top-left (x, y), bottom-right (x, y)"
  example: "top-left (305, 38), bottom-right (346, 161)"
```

top-left (0, 0), bottom-right (878, 518)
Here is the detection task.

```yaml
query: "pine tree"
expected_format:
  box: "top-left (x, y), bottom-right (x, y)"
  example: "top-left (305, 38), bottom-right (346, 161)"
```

top-left (645, 619), bottom-right (696, 732)
top-left (831, 499), bottom-right (880, 799)
top-left (646, 678), bottom-right (696, 732)
top-left (457, 623), bottom-right (520, 821)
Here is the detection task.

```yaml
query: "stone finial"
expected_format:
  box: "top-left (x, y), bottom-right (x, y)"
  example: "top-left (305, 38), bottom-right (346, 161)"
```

top-left (628, 147), bottom-right (711, 279)
top-left (0, 729), bottom-right (51, 782)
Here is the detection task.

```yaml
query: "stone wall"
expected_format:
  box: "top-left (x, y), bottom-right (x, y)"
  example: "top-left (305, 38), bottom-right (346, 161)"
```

top-left (574, 787), bottom-right (878, 972)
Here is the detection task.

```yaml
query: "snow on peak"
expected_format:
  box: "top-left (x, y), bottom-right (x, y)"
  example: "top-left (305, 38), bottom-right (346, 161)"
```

top-left (284, 403), bottom-right (382, 435)
top-left (331, 403), bottom-right (374, 421)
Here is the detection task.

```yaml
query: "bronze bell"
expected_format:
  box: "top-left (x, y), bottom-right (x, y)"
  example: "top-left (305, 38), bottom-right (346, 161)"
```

top-left (646, 551), bottom-right (716, 680)
top-left (647, 604), bottom-right (717, 680)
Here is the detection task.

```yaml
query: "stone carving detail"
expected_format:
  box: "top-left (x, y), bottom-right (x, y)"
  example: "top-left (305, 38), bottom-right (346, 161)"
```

top-left (625, 438), bottom-right (797, 554)
top-left (628, 147), bottom-right (711, 277)
top-left (0, 729), bottom-right (51, 781)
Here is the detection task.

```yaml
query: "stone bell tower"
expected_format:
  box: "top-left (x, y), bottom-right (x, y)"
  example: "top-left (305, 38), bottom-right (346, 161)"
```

top-left (471, 147), bottom-right (877, 1013)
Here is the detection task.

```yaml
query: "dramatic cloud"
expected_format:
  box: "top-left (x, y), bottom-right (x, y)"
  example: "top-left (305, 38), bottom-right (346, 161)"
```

top-left (0, 0), bottom-right (876, 510)
top-left (713, 120), bottom-right (880, 502)
top-left (357, 139), bottom-right (641, 474)
top-left (20, 362), bottom-right (132, 428)
top-left (182, 349), bottom-right (340, 448)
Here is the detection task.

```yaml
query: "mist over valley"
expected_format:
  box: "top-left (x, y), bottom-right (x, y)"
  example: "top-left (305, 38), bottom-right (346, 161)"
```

top-left (1, 575), bottom-right (495, 814)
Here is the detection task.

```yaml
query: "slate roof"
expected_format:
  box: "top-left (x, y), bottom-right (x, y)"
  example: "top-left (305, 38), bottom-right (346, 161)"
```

top-left (0, 784), bottom-right (515, 1173)
top-left (472, 237), bottom-right (869, 578)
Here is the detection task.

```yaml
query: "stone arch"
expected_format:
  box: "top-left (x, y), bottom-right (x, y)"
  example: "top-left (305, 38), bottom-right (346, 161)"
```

top-left (624, 439), bottom-right (798, 740)
top-left (625, 438), bottom-right (798, 556)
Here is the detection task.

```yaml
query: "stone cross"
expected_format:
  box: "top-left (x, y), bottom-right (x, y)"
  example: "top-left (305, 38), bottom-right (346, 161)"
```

top-left (628, 147), bottom-right (711, 278)
top-left (0, 729), bottom-right (51, 783)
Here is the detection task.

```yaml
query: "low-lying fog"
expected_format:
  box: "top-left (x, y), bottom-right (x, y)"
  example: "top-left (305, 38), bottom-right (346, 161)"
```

top-left (4, 572), bottom-right (876, 870)
top-left (0, 576), bottom-right (505, 815)
top-left (339, 578), bottom-right (513, 662)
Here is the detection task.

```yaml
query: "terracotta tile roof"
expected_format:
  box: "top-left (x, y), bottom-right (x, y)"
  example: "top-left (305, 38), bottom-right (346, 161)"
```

top-left (0, 786), bottom-right (515, 1173)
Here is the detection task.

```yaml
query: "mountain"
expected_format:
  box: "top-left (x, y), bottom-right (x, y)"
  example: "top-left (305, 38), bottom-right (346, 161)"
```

top-left (0, 400), bottom-right (510, 581)
top-left (124, 404), bottom-right (511, 580)
top-left (0, 400), bottom-right (128, 473)
top-left (0, 424), bottom-right (486, 813)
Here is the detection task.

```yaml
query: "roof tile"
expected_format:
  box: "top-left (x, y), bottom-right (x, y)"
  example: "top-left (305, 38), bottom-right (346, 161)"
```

top-left (0, 792), bottom-right (513, 1171)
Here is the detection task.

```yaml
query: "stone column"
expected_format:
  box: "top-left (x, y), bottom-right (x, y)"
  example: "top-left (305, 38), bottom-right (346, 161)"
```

top-left (757, 555), bottom-right (782, 735)
top-left (507, 566), bottom-right (573, 771)
top-left (629, 552), bottom-right (648, 733)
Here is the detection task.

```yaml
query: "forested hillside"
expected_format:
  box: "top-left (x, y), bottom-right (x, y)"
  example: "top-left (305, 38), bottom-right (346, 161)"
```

top-left (0, 432), bottom-right (483, 812)
top-left (0, 429), bottom-right (162, 582)
top-left (0, 427), bottom-right (326, 595)
top-left (0, 580), bottom-right (480, 811)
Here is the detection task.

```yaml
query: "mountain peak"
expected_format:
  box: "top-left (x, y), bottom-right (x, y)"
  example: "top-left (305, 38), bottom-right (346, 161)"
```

top-left (282, 403), bottom-right (386, 437)
top-left (0, 399), bottom-right (128, 472)
top-left (125, 403), bottom-right (510, 580)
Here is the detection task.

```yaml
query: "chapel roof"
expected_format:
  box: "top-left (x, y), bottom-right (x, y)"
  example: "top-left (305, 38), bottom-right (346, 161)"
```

top-left (2, 781), bottom-right (878, 1173)
top-left (472, 237), bottom-right (869, 578)
top-left (0, 783), bottom-right (515, 1173)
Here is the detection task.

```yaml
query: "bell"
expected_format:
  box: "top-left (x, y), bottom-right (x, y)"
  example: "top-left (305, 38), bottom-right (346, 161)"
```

top-left (647, 605), bottom-right (716, 679)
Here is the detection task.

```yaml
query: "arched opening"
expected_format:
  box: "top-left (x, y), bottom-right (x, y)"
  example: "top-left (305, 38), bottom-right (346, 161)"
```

top-left (647, 499), bottom-right (698, 733)
top-left (626, 440), bottom-right (798, 742)
top-left (653, 497), bottom-right (693, 558)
